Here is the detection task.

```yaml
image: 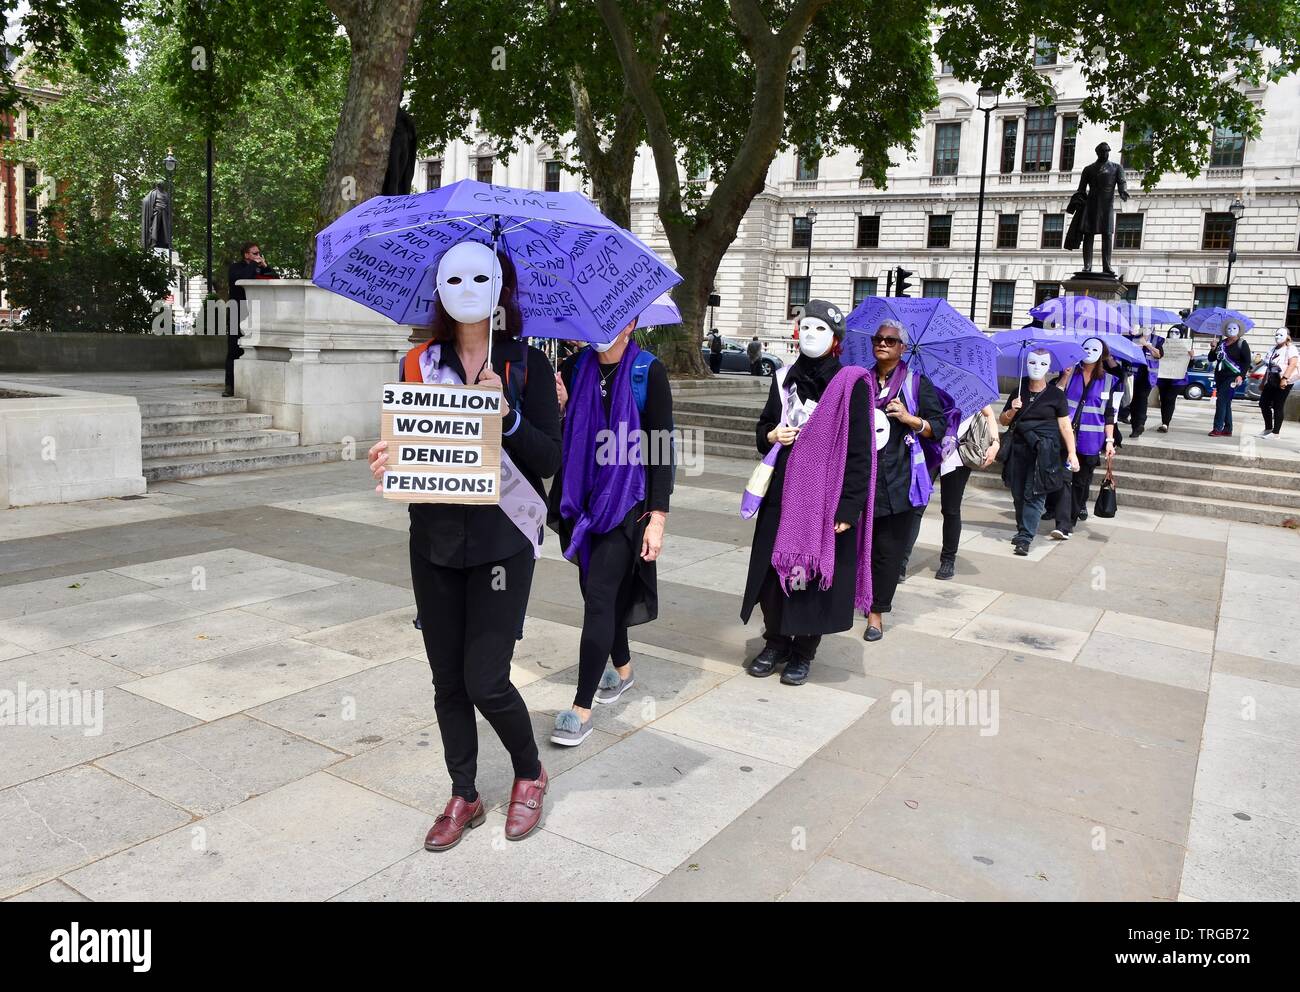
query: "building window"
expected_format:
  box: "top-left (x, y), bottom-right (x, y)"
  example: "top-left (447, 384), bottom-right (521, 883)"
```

top-left (922, 279), bottom-right (949, 300)
top-left (1123, 283), bottom-right (1140, 303)
top-left (1193, 285), bottom-right (1229, 310)
top-left (1202, 212), bottom-right (1236, 251)
top-left (852, 278), bottom-right (878, 308)
top-left (792, 215), bottom-right (812, 249)
top-left (787, 277), bottom-right (810, 318)
top-left (796, 149), bottom-right (820, 181)
top-left (1000, 119), bottom-right (1018, 174)
top-left (1286, 288), bottom-right (1300, 335)
top-left (927, 214), bottom-right (952, 249)
top-left (1115, 213), bottom-right (1144, 250)
top-left (939, 62), bottom-right (953, 75)
top-left (996, 213), bottom-right (1019, 249)
top-left (857, 215), bottom-right (880, 249)
top-left (1210, 124), bottom-right (1245, 168)
top-left (425, 160), bottom-right (442, 191)
top-left (1033, 39), bottom-right (1058, 66)
top-left (989, 280), bottom-right (1016, 328)
top-left (1060, 115), bottom-right (1078, 171)
top-left (475, 156), bottom-right (494, 184)
top-left (1034, 281), bottom-right (1061, 307)
top-left (1041, 213), bottom-right (1065, 249)
top-left (933, 122), bottom-right (961, 176)
top-left (1022, 106), bottom-right (1056, 173)
top-left (544, 160), bottom-right (562, 192)
top-left (23, 163), bottom-right (39, 239)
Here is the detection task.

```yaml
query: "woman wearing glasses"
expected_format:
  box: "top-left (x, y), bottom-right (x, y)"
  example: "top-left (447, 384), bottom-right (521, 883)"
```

top-left (863, 320), bottom-right (947, 643)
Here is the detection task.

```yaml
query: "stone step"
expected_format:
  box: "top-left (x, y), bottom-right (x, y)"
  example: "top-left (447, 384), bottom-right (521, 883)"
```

top-left (670, 377), bottom-right (771, 392)
top-left (673, 397), bottom-right (767, 418)
top-left (676, 411), bottom-right (762, 432)
top-left (141, 429), bottom-right (302, 459)
top-left (143, 443), bottom-right (344, 483)
top-left (1114, 441), bottom-right (1300, 474)
top-left (965, 471), bottom-right (1297, 528)
top-left (1111, 453), bottom-right (1300, 492)
top-left (138, 397), bottom-right (248, 418)
top-left (142, 412), bottom-right (274, 438)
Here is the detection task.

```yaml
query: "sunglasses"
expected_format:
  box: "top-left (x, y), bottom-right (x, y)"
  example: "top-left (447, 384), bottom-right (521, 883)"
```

top-left (872, 335), bottom-right (903, 346)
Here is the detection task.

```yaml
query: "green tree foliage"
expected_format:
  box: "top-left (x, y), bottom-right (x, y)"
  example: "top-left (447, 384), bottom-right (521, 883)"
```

top-left (0, 197), bottom-right (171, 333)
top-left (25, 16), bottom-right (348, 294)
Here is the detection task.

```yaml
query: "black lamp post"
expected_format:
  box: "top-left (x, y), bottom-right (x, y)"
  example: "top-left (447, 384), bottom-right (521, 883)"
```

top-left (970, 86), bottom-right (999, 321)
top-left (1225, 195), bottom-right (1244, 305)
top-left (803, 207), bottom-right (818, 288)
top-left (163, 148), bottom-right (177, 304)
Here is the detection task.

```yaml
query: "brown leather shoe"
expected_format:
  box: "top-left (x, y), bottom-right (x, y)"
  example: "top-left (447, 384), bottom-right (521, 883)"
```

top-left (424, 795), bottom-right (485, 852)
top-left (504, 765), bottom-right (548, 841)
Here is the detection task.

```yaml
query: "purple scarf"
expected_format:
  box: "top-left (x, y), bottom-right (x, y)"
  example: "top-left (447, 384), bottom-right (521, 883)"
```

top-left (559, 343), bottom-right (645, 572)
top-left (771, 365), bottom-right (877, 612)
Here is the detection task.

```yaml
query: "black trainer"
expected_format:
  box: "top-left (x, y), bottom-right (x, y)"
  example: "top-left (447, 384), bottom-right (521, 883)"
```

top-left (780, 656), bottom-right (811, 686)
top-left (935, 558), bottom-right (955, 580)
top-left (747, 643), bottom-right (788, 678)
top-left (1013, 540), bottom-right (1030, 557)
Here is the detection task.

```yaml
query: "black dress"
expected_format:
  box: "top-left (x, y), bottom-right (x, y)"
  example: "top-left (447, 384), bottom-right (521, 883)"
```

top-left (739, 353), bottom-right (873, 638)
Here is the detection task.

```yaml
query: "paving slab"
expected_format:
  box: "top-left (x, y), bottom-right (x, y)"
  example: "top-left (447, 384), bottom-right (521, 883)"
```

top-left (1074, 630), bottom-right (1213, 692)
top-left (782, 857), bottom-right (960, 902)
top-left (1180, 799), bottom-right (1300, 901)
top-left (0, 569), bottom-right (154, 621)
top-left (0, 592), bottom-right (202, 653)
top-left (953, 614), bottom-right (1090, 662)
top-left (0, 645), bottom-right (138, 691)
top-left (0, 764), bottom-right (191, 898)
top-left (236, 577), bottom-right (412, 630)
top-left (63, 772), bottom-right (427, 901)
top-left (296, 608), bottom-right (427, 667)
top-left (4, 879), bottom-right (90, 902)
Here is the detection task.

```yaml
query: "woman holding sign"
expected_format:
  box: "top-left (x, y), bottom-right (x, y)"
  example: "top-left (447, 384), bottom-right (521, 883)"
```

top-left (546, 317), bottom-right (673, 746)
top-left (368, 242), bottom-right (561, 852)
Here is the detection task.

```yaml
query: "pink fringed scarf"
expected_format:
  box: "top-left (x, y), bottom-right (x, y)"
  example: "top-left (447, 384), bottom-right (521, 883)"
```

top-left (771, 365), bottom-right (877, 612)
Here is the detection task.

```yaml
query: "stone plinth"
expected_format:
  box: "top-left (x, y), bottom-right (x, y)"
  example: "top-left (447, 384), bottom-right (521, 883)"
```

top-left (1061, 273), bottom-right (1126, 303)
top-left (0, 382), bottom-right (146, 508)
top-left (234, 280), bottom-right (419, 446)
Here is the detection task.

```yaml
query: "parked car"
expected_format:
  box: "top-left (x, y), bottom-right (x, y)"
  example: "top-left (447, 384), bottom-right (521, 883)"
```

top-left (701, 338), bottom-right (785, 376)
top-left (1182, 356), bottom-right (1249, 401)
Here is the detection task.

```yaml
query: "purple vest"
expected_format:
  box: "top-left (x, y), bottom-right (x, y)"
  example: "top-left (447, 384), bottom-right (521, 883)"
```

top-left (1065, 369), bottom-right (1116, 457)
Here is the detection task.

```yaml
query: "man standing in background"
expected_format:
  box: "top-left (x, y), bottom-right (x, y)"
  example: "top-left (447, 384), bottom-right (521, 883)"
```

top-left (224, 242), bottom-right (278, 397)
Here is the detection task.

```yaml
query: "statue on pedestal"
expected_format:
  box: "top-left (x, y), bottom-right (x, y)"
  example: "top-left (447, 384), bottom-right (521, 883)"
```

top-left (1066, 142), bottom-right (1129, 278)
top-left (141, 182), bottom-right (172, 250)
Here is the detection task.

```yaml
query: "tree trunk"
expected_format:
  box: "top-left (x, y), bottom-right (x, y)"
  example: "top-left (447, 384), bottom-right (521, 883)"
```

top-left (306, 0), bottom-right (424, 270)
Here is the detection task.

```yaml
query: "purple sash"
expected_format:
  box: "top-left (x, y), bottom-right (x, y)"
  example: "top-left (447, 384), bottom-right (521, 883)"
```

top-left (899, 371), bottom-right (933, 507)
top-left (418, 344), bottom-right (547, 558)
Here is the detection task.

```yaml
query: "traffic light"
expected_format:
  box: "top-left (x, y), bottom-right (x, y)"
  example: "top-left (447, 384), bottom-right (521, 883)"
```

top-left (894, 266), bottom-right (913, 298)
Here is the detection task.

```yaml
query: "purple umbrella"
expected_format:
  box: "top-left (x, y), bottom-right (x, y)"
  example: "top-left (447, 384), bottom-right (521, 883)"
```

top-left (1112, 302), bottom-right (1182, 326)
top-left (1030, 295), bottom-right (1132, 336)
top-left (312, 180), bottom-right (681, 344)
top-left (843, 296), bottom-right (999, 418)
top-left (990, 328), bottom-right (1085, 378)
top-left (1186, 307), bottom-right (1254, 337)
top-left (636, 293), bottom-right (681, 328)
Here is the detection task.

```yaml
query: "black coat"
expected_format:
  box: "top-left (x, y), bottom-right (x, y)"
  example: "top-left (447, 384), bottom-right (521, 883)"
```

top-left (740, 367), bottom-right (873, 637)
top-left (1002, 417), bottom-right (1066, 497)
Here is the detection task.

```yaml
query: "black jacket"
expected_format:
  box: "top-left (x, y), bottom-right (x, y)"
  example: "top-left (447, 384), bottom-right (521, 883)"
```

top-left (1003, 416), bottom-right (1066, 497)
top-left (407, 337), bottom-right (562, 568)
top-left (227, 261), bottom-right (277, 302)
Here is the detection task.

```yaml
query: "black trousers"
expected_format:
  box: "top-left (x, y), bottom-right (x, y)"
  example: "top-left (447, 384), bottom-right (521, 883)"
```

top-left (900, 465), bottom-right (972, 571)
top-left (224, 331), bottom-right (242, 394)
top-left (1055, 454), bottom-right (1099, 535)
top-left (409, 541), bottom-right (541, 801)
top-left (1261, 380), bottom-right (1292, 434)
top-left (709, 353), bottom-right (722, 374)
top-left (1129, 373), bottom-right (1153, 431)
top-left (575, 528), bottom-right (635, 709)
top-left (759, 569), bottom-right (821, 661)
top-left (1157, 380), bottom-right (1180, 426)
top-left (870, 509), bottom-right (915, 614)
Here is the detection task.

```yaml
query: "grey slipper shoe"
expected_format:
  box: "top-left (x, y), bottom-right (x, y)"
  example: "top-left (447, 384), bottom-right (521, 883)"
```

top-left (593, 666), bottom-right (635, 705)
top-left (550, 709), bottom-right (592, 747)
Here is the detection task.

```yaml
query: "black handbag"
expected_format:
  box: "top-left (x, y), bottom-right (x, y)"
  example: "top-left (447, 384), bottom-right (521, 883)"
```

top-left (1094, 454), bottom-right (1118, 518)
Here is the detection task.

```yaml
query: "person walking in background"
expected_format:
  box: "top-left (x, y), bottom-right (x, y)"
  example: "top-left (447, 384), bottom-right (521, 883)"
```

top-left (1258, 328), bottom-right (1299, 438)
top-left (708, 327), bottom-right (724, 373)
top-left (747, 334), bottom-right (763, 375)
top-left (547, 317), bottom-right (671, 746)
top-left (1050, 337), bottom-right (1119, 541)
top-left (998, 350), bottom-right (1078, 557)
top-left (863, 320), bottom-right (946, 643)
top-left (224, 242), bottom-right (278, 397)
top-left (1155, 317), bottom-right (1194, 433)
top-left (1209, 322), bottom-right (1251, 437)
top-left (1123, 326), bottom-right (1163, 439)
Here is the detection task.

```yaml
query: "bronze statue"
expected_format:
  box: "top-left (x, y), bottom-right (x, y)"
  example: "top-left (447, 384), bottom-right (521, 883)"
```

top-left (1068, 142), bottom-right (1129, 276)
top-left (141, 182), bottom-right (172, 250)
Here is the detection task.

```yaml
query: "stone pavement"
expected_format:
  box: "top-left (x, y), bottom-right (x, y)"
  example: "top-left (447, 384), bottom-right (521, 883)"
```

top-left (1, 433), bottom-right (1298, 901)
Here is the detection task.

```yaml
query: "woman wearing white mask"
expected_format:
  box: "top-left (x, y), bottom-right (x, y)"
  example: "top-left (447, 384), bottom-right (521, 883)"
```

top-left (1050, 336), bottom-right (1119, 539)
top-left (998, 349), bottom-right (1079, 556)
top-left (367, 242), bottom-right (561, 852)
top-left (1257, 328), bottom-right (1299, 438)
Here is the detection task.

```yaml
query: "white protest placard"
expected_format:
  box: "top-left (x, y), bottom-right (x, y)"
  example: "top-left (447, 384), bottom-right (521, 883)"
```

top-left (379, 382), bottom-right (503, 504)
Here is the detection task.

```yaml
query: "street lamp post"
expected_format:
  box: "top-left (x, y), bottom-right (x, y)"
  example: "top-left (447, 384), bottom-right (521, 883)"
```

top-left (970, 86), bottom-right (999, 322)
top-left (803, 207), bottom-right (818, 291)
top-left (163, 148), bottom-right (177, 307)
top-left (1225, 195), bottom-right (1244, 305)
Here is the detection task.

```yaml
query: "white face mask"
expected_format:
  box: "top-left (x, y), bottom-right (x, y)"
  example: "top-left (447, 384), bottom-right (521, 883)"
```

top-left (592, 323), bottom-right (634, 354)
top-left (1026, 352), bottom-right (1052, 382)
top-left (435, 242), bottom-right (502, 324)
top-left (1276, 330), bottom-right (1289, 345)
top-left (1081, 338), bottom-right (1103, 364)
top-left (799, 317), bottom-right (835, 359)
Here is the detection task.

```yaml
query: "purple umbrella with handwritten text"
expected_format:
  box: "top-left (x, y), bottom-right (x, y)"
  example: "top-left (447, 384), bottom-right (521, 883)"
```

top-left (843, 296), bottom-right (999, 418)
top-left (312, 180), bottom-right (681, 343)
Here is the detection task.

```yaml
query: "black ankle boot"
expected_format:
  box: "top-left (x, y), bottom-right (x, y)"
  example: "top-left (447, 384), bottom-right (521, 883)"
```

top-left (780, 656), bottom-right (811, 686)
top-left (748, 643), bottom-right (788, 678)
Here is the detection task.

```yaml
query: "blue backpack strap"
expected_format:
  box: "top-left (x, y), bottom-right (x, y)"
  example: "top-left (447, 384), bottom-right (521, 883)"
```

top-left (630, 349), bottom-right (656, 413)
